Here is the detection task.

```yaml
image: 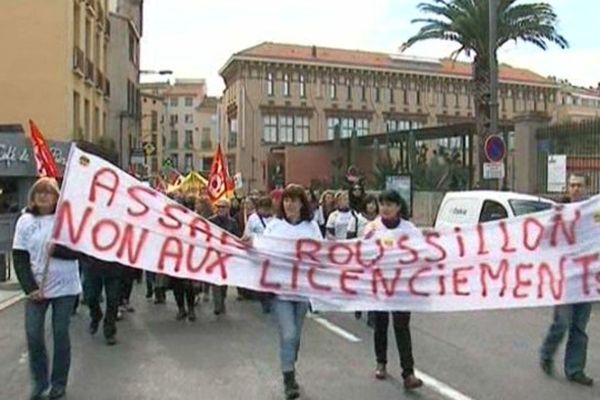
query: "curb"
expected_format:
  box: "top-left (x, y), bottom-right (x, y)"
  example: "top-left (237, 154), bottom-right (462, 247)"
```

top-left (0, 292), bottom-right (25, 311)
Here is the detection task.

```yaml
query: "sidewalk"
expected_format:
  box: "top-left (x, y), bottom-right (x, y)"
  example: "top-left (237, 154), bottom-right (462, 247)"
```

top-left (0, 265), bottom-right (24, 310)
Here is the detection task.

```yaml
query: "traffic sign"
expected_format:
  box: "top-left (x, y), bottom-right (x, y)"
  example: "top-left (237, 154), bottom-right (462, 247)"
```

top-left (483, 162), bottom-right (505, 179)
top-left (484, 135), bottom-right (506, 163)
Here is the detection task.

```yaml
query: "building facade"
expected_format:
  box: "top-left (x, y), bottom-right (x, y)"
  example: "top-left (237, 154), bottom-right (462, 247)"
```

top-left (219, 42), bottom-right (559, 191)
top-left (554, 81), bottom-right (600, 123)
top-left (107, 0), bottom-right (143, 169)
top-left (140, 91), bottom-right (166, 174)
top-left (140, 79), bottom-right (207, 173)
top-left (195, 96), bottom-right (220, 172)
top-left (0, 0), bottom-right (111, 142)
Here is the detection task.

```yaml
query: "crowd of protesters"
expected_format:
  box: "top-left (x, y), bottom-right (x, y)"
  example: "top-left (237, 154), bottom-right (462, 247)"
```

top-left (11, 174), bottom-right (595, 399)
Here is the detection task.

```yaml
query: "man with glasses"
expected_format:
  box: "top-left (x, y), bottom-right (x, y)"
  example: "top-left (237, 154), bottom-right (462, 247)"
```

top-left (539, 174), bottom-right (594, 385)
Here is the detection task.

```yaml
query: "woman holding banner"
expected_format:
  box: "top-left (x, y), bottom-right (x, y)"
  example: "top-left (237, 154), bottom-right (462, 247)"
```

top-left (262, 184), bottom-right (322, 400)
top-left (363, 189), bottom-right (423, 391)
top-left (12, 177), bottom-right (82, 400)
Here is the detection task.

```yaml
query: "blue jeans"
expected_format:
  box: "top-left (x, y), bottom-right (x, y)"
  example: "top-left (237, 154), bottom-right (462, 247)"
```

top-left (273, 299), bottom-right (309, 372)
top-left (25, 296), bottom-right (77, 397)
top-left (540, 302), bottom-right (592, 377)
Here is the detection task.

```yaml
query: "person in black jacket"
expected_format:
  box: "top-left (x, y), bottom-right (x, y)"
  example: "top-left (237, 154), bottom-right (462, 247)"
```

top-left (208, 198), bottom-right (240, 315)
top-left (12, 177), bottom-right (82, 400)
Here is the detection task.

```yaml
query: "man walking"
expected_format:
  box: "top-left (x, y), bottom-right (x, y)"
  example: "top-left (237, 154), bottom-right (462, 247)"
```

top-left (540, 174), bottom-right (594, 386)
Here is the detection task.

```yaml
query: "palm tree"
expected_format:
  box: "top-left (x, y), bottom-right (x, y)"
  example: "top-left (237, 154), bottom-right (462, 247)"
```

top-left (401, 0), bottom-right (568, 186)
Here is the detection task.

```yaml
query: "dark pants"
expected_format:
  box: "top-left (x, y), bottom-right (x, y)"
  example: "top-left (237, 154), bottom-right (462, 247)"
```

top-left (85, 269), bottom-right (121, 338)
top-left (212, 285), bottom-right (228, 314)
top-left (373, 311), bottom-right (415, 378)
top-left (25, 296), bottom-right (77, 397)
top-left (145, 271), bottom-right (156, 296)
top-left (172, 278), bottom-right (195, 312)
top-left (119, 268), bottom-right (138, 305)
top-left (540, 303), bottom-right (592, 377)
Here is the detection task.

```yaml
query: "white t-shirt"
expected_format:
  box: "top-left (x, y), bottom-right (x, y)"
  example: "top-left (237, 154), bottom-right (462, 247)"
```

top-left (326, 210), bottom-right (367, 239)
top-left (264, 218), bottom-right (323, 241)
top-left (363, 216), bottom-right (422, 243)
top-left (263, 218), bottom-right (322, 302)
top-left (244, 213), bottom-right (274, 238)
top-left (13, 213), bottom-right (81, 298)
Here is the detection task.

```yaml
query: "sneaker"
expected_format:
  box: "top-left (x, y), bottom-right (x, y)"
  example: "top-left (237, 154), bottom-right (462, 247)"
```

top-left (145, 291), bottom-right (153, 299)
top-left (48, 387), bottom-right (66, 399)
top-left (176, 310), bottom-right (187, 321)
top-left (567, 372), bottom-right (593, 386)
top-left (188, 310), bottom-right (197, 322)
top-left (375, 363), bottom-right (387, 380)
top-left (105, 336), bottom-right (118, 346)
top-left (540, 358), bottom-right (553, 375)
top-left (89, 319), bottom-right (100, 335)
top-left (354, 311), bottom-right (362, 320)
top-left (116, 309), bottom-right (124, 321)
top-left (403, 374), bottom-right (424, 390)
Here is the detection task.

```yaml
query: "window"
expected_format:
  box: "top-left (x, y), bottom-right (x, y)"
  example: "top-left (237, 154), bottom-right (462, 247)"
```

top-left (151, 133), bottom-right (157, 147)
top-left (184, 114), bottom-right (193, 123)
top-left (346, 78), bottom-right (352, 101)
top-left (128, 30), bottom-right (135, 64)
top-left (299, 74), bottom-right (306, 98)
top-left (185, 130), bottom-right (193, 147)
top-left (361, 80), bottom-right (366, 101)
top-left (279, 115), bottom-right (294, 143)
top-left (185, 97), bottom-right (193, 106)
top-left (201, 128), bottom-right (212, 149)
top-left (73, 91), bottom-right (80, 135)
top-left (295, 116), bottom-right (309, 143)
top-left (170, 114), bottom-right (178, 125)
top-left (341, 118), bottom-right (354, 138)
top-left (184, 153), bottom-right (193, 171)
top-left (509, 200), bottom-right (553, 216)
top-left (442, 92), bottom-right (447, 107)
top-left (171, 154), bottom-right (179, 170)
top-left (479, 200), bottom-right (508, 223)
top-left (93, 107), bottom-right (99, 139)
top-left (263, 115), bottom-right (278, 143)
top-left (390, 87), bottom-right (395, 104)
top-left (455, 92), bottom-right (460, 108)
top-left (330, 77), bottom-right (337, 100)
top-left (403, 88), bottom-right (408, 105)
top-left (375, 86), bottom-right (380, 102)
top-left (355, 119), bottom-right (369, 136)
top-left (267, 72), bottom-right (274, 96)
top-left (416, 90), bottom-right (421, 106)
top-left (170, 97), bottom-right (179, 107)
top-left (228, 118), bottom-right (238, 148)
top-left (283, 73), bottom-right (290, 97)
top-left (327, 117), bottom-right (341, 140)
top-left (151, 111), bottom-right (158, 131)
top-left (170, 130), bottom-right (178, 148)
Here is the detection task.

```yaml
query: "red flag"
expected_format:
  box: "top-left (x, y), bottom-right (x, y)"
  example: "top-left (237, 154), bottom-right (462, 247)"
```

top-left (28, 120), bottom-right (61, 178)
top-left (207, 144), bottom-right (234, 202)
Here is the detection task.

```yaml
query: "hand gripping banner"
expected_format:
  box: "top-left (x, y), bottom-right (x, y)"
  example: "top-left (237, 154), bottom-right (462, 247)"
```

top-left (52, 146), bottom-right (600, 312)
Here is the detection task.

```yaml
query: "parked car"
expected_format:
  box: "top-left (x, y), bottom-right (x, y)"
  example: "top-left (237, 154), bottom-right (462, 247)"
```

top-left (434, 190), bottom-right (555, 229)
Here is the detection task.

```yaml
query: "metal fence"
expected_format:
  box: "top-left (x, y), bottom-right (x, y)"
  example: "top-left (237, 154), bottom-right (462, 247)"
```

top-left (536, 119), bottom-right (600, 194)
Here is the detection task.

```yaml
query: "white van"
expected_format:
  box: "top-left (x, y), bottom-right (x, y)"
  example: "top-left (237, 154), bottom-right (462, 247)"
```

top-left (434, 191), bottom-right (555, 229)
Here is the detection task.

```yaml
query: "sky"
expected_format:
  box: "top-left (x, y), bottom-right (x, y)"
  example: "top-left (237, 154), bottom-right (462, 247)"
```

top-left (140, 0), bottom-right (599, 96)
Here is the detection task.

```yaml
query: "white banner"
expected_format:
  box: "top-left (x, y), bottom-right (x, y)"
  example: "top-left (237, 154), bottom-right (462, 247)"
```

top-left (52, 146), bottom-right (600, 312)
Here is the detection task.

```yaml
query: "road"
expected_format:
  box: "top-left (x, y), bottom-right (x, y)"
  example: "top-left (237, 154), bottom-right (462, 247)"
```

top-left (0, 286), bottom-right (598, 400)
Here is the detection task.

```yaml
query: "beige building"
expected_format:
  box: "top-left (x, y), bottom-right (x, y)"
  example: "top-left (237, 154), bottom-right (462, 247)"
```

top-left (140, 79), bottom-right (208, 173)
top-left (0, 0), bottom-right (111, 142)
top-left (219, 42), bottom-right (560, 191)
top-left (195, 96), bottom-right (220, 172)
top-left (140, 91), bottom-right (166, 174)
top-left (554, 81), bottom-right (600, 123)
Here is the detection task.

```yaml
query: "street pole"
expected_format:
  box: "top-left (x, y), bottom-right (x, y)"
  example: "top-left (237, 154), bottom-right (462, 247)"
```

top-left (489, 0), bottom-right (500, 189)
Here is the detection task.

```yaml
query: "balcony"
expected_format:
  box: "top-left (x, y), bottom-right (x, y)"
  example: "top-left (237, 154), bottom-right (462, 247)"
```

top-left (72, 47), bottom-right (85, 77)
top-left (104, 78), bottom-right (110, 99)
top-left (96, 69), bottom-right (104, 93)
top-left (85, 59), bottom-right (95, 85)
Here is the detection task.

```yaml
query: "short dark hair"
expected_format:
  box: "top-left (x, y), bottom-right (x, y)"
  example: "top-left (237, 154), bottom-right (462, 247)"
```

top-left (277, 184), bottom-right (314, 222)
top-left (363, 194), bottom-right (379, 214)
top-left (256, 196), bottom-right (273, 209)
top-left (379, 189), bottom-right (409, 219)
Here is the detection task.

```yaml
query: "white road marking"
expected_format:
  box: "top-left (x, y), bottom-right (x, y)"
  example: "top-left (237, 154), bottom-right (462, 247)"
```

top-left (416, 368), bottom-right (475, 400)
top-left (309, 314), bottom-right (476, 400)
top-left (0, 293), bottom-right (25, 312)
top-left (308, 314), bottom-right (361, 342)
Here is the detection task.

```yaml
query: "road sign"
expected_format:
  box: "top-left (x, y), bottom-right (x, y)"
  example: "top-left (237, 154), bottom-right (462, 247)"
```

top-left (547, 154), bottom-right (567, 192)
top-left (143, 142), bottom-right (156, 156)
top-left (483, 162), bottom-right (505, 179)
top-left (484, 135), bottom-right (506, 162)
